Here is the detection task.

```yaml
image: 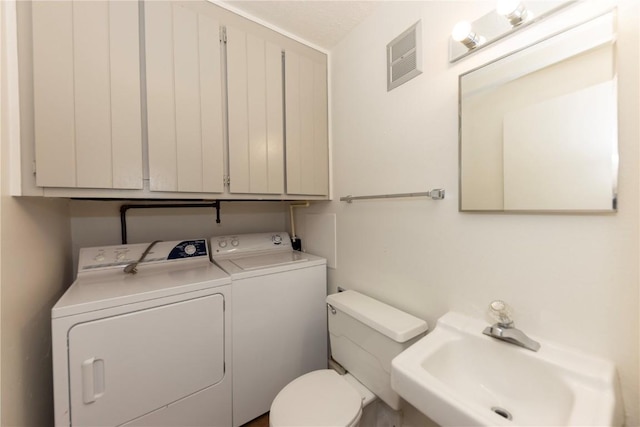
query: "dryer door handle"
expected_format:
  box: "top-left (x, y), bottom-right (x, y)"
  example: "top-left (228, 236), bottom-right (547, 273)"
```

top-left (81, 357), bottom-right (105, 404)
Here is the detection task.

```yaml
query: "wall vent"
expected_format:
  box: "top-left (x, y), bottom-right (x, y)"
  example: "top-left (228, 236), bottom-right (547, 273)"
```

top-left (387, 21), bottom-right (422, 91)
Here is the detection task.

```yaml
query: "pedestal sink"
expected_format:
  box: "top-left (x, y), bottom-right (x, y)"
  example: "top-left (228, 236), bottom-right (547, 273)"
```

top-left (391, 312), bottom-right (623, 426)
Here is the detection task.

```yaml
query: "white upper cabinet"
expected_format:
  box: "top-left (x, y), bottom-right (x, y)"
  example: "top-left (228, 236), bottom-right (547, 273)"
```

top-left (284, 51), bottom-right (329, 196)
top-left (23, 0), bottom-right (328, 199)
top-left (32, 1), bottom-right (142, 189)
top-left (226, 26), bottom-right (285, 195)
top-left (144, 1), bottom-right (225, 193)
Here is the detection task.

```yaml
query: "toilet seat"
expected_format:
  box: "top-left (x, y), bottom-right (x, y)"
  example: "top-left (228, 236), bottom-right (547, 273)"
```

top-left (270, 370), bottom-right (363, 427)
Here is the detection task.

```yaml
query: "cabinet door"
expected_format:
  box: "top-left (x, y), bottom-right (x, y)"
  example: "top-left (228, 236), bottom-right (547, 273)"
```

top-left (145, 1), bottom-right (224, 193)
top-left (32, 1), bottom-right (142, 189)
top-left (284, 51), bottom-right (329, 196)
top-left (227, 26), bottom-right (284, 194)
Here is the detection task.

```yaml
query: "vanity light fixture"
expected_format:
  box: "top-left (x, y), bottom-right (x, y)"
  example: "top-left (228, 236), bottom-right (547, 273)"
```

top-left (496, 0), bottom-right (532, 27)
top-left (449, 0), bottom-right (572, 62)
top-left (451, 21), bottom-right (484, 50)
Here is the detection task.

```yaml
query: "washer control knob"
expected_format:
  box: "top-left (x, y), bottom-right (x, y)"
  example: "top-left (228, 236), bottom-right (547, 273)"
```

top-left (218, 240), bottom-right (228, 248)
top-left (185, 244), bottom-right (197, 255)
top-left (272, 234), bottom-right (282, 245)
top-left (94, 254), bottom-right (105, 262)
top-left (231, 239), bottom-right (239, 247)
top-left (116, 252), bottom-right (126, 261)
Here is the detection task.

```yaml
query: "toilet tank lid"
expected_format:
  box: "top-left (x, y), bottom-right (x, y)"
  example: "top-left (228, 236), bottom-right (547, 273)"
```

top-left (327, 291), bottom-right (428, 343)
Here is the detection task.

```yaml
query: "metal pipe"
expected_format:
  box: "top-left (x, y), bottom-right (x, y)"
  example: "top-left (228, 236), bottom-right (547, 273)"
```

top-left (289, 201), bottom-right (309, 240)
top-left (119, 202), bottom-right (221, 244)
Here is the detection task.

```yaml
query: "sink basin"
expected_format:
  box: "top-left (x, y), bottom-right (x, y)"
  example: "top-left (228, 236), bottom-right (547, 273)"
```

top-left (391, 312), bottom-right (623, 426)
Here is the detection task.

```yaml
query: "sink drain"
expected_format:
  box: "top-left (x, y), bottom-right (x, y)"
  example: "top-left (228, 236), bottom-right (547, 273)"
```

top-left (491, 406), bottom-right (513, 421)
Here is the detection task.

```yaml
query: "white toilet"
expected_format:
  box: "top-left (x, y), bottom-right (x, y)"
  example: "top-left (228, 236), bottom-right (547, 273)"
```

top-left (270, 290), bottom-right (428, 427)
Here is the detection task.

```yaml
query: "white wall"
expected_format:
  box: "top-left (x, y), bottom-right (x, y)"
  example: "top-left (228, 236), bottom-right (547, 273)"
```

top-left (298, 1), bottom-right (640, 425)
top-left (0, 197), bottom-right (71, 426)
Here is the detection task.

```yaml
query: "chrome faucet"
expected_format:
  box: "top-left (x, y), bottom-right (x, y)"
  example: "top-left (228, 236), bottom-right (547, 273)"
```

top-left (482, 300), bottom-right (541, 352)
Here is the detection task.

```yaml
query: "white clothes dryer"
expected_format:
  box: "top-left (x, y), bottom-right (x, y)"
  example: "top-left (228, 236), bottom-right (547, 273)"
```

top-left (52, 239), bottom-right (231, 427)
top-left (210, 232), bottom-right (327, 427)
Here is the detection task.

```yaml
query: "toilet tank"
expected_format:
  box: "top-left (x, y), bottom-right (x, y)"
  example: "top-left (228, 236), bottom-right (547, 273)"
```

top-left (326, 290), bottom-right (428, 410)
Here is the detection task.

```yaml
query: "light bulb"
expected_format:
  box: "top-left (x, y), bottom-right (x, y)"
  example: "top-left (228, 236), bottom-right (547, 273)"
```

top-left (496, 0), bottom-right (520, 16)
top-left (451, 20), bottom-right (483, 49)
top-left (452, 21), bottom-right (472, 42)
top-left (496, 0), bottom-right (531, 26)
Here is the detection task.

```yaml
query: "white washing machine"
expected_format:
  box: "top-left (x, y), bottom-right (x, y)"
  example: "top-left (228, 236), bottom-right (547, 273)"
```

top-left (210, 232), bottom-right (327, 427)
top-left (52, 239), bottom-right (232, 427)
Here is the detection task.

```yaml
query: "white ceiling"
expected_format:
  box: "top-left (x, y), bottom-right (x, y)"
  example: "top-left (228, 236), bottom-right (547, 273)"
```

top-left (220, 1), bottom-right (379, 50)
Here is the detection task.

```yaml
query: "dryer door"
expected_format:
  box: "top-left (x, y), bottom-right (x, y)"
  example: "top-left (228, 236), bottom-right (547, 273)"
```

top-left (68, 293), bottom-right (225, 426)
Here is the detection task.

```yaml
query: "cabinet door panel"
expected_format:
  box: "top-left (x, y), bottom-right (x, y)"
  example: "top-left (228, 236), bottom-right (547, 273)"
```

top-left (227, 27), bottom-right (284, 194)
top-left (173, 5), bottom-right (204, 192)
top-left (298, 57), bottom-right (315, 193)
top-left (32, 1), bottom-right (76, 187)
top-left (284, 53), bottom-right (301, 194)
top-left (73, 1), bottom-right (114, 188)
top-left (199, 14), bottom-right (225, 193)
top-left (145, 1), bottom-right (178, 191)
top-left (266, 43), bottom-right (285, 191)
top-left (145, 2), bottom-right (224, 193)
top-left (226, 27), bottom-right (249, 192)
top-left (33, 0), bottom-right (142, 189)
top-left (247, 35), bottom-right (269, 193)
top-left (313, 60), bottom-right (329, 194)
top-left (285, 51), bottom-right (329, 196)
top-left (109, 1), bottom-right (143, 189)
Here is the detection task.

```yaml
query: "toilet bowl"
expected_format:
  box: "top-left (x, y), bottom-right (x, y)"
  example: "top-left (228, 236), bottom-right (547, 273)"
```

top-left (270, 370), bottom-right (366, 427)
top-left (269, 291), bottom-right (428, 427)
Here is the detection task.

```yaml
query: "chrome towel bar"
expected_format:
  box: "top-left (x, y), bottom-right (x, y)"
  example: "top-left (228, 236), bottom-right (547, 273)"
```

top-left (340, 189), bottom-right (445, 203)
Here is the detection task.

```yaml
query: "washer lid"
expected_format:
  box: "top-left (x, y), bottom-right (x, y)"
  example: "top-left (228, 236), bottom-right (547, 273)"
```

top-left (212, 251), bottom-right (325, 279)
top-left (230, 251), bottom-right (309, 270)
top-left (270, 370), bottom-right (362, 427)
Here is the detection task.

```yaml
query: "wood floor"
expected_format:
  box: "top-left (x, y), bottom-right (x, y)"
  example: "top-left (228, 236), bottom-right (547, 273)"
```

top-left (242, 412), bottom-right (269, 427)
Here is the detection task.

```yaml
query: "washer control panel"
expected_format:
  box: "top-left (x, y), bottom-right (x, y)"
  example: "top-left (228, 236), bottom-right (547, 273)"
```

top-left (78, 239), bottom-right (209, 272)
top-left (211, 232), bottom-right (291, 256)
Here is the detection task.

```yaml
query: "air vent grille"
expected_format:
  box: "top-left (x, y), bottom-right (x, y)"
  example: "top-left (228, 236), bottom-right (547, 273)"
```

top-left (387, 21), bottom-right (422, 91)
top-left (392, 51), bottom-right (417, 82)
top-left (391, 29), bottom-right (416, 62)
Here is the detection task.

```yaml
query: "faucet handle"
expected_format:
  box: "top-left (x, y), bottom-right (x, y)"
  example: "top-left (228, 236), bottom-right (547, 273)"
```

top-left (488, 300), bottom-right (514, 326)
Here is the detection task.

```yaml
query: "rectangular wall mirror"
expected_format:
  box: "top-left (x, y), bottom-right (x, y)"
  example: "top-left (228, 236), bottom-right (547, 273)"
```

top-left (459, 12), bottom-right (618, 212)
